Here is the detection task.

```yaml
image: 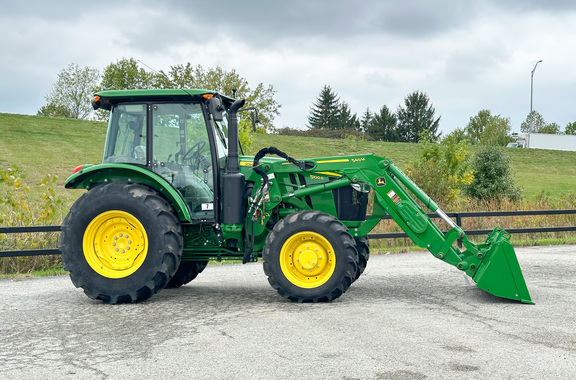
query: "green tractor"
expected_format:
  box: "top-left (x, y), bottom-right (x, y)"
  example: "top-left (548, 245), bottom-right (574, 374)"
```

top-left (59, 89), bottom-right (532, 304)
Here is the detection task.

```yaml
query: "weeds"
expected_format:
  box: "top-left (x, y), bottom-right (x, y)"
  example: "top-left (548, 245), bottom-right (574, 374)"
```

top-left (0, 166), bottom-right (63, 275)
top-left (1, 165), bottom-right (575, 275)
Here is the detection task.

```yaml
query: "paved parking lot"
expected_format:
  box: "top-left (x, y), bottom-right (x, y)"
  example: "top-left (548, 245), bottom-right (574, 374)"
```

top-left (1, 245), bottom-right (575, 379)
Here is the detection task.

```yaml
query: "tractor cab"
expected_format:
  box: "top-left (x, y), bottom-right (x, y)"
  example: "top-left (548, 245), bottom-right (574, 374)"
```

top-left (85, 89), bottom-right (235, 222)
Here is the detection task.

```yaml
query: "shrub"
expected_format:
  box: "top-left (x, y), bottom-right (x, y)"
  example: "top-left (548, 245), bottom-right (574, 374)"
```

top-left (466, 146), bottom-right (521, 202)
top-left (276, 127), bottom-right (365, 140)
top-left (405, 135), bottom-right (473, 208)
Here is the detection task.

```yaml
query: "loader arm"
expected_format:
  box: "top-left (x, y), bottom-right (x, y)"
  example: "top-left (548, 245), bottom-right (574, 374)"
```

top-left (251, 152), bottom-right (532, 304)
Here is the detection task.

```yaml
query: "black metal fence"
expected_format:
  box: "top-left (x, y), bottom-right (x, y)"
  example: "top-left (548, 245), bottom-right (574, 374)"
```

top-left (0, 225), bottom-right (61, 258)
top-left (2, 209), bottom-right (576, 258)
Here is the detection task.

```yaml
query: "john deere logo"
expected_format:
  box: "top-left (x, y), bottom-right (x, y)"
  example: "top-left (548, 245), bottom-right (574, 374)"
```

top-left (376, 177), bottom-right (386, 187)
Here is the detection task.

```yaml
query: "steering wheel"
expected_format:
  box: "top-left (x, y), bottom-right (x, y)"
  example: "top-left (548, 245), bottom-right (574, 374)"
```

top-left (181, 141), bottom-right (206, 164)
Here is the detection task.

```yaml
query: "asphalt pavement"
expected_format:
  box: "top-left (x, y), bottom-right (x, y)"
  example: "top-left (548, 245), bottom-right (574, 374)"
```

top-left (1, 245), bottom-right (575, 379)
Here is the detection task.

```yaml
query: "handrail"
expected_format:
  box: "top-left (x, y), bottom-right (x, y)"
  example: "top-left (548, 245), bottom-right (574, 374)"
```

top-left (1, 209), bottom-right (575, 258)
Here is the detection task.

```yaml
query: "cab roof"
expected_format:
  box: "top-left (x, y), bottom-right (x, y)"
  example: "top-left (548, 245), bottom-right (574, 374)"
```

top-left (93, 89), bottom-right (235, 110)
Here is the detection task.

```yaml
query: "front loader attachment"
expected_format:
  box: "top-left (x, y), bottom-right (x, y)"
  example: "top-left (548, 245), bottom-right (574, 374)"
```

top-left (358, 159), bottom-right (534, 304)
top-left (470, 228), bottom-right (533, 304)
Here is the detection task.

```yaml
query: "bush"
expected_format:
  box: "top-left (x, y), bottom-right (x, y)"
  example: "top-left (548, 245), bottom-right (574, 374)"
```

top-left (466, 146), bottom-right (521, 202)
top-left (405, 135), bottom-right (473, 207)
top-left (276, 127), bottom-right (365, 140)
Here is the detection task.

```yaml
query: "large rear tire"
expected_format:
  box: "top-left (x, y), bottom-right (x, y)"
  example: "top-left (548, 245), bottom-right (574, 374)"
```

top-left (59, 182), bottom-right (182, 304)
top-left (263, 210), bottom-right (357, 302)
top-left (165, 261), bottom-right (208, 289)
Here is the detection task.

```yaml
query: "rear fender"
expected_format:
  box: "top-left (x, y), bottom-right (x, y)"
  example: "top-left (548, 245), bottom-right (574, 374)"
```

top-left (65, 164), bottom-right (192, 222)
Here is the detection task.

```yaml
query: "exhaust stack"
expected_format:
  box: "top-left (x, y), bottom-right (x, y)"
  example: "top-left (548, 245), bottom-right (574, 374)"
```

top-left (222, 99), bottom-right (246, 225)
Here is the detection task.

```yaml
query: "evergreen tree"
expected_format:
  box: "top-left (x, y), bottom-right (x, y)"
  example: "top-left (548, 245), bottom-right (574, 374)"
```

top-left (368, 105), bottom-right (398, 141)
top-left (359, 108), bottom-right (372, 133)
top-left (339, 102), bottom-right (360, 130)
top-left (396, 91), bottom-right (441, 142)
top-left (307, 85), bottom-right (342, 130)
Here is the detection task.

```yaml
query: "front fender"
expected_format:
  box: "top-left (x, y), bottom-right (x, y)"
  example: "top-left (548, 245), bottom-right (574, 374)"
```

top-left (65, 164), bottom-right (192, 222)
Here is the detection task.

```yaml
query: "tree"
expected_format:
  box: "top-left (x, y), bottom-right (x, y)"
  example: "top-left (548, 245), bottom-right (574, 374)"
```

top-left (359, 108), bottom-right (372, 133)
top-left (99, 58), bottom-right (154, 90)
top-left (307, 85), bottom-right (342, 130)
top-left (539, 122), bottom-right (561, 134)
top-left (466, 146), bottom-right (521, 202)
top-left (520, 110), bottom-right (546, 133)
top-left (155, 63), bottom-right (280, 132)
top-left (368, 105), bottom-right (398, 141)
top-left (480, 115), bottom-right (512, 146)
top-left (465, 109), bottom-right (491, 144)
top-left (465, 110), bottom-right (511, 146)
top-left (338, 102), bottom-right (360, 130)
top-left (443, 128), bottom-right (469, 145)
top-left (565, 121), bottom-right (576, 135)
top-left (38, 63), bottom-right (99, 119)
top-left (396, 91), bottom-right (441, 143)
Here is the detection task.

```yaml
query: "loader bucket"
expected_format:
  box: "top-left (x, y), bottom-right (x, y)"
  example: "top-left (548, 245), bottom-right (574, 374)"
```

top-left (472, 228), bottom-right (533, 304)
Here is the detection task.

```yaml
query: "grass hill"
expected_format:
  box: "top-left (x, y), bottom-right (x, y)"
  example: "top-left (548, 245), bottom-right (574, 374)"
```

top-left (1, 112), bottom-right (575, 218)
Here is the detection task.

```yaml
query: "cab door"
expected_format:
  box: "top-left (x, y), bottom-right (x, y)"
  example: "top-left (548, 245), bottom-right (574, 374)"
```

top-left (151, 102), bottom-right (216, 221)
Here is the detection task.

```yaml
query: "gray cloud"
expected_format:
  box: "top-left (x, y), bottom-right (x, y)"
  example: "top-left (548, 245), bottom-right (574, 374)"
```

top-left (1, 0), bottom-right (575, 132)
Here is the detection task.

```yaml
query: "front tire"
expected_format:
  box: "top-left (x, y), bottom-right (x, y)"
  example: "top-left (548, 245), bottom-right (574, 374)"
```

top-left (263, 210), bottom-right (357, 302)
top-left (165, 261), bottom-right (208, 289)
top-left (59, 182), bottom-right (183, 304)
top-left (354, 237), bottom-right (370, 280)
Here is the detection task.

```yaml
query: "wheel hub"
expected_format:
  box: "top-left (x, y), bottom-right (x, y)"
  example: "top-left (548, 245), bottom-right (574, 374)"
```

top-left (280, 232), bottom-right (335, 288)
top-left (84, 211), bottom-right (148, 278)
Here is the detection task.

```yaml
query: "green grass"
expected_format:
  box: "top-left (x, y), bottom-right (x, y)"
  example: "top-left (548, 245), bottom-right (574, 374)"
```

top-left (1, 113), bottom-right (575, 275)
top-left (0, 113), bottom-right (107, 210)
top-left (251, 133), bottom-right (576, 201)
top-left (1, 112), bottom-right (576, 212)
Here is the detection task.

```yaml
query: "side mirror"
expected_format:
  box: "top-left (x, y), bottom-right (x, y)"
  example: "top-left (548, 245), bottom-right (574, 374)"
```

top-left (207, 97), bottom-right (224, 122)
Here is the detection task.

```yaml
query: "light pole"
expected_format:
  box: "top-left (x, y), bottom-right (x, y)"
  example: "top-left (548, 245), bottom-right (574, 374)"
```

top-left (530, 60), bottom-right (543, 131)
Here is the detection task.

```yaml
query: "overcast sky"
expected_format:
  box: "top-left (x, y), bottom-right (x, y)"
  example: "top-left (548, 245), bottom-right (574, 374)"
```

top-left (1, 0), bottom-right (575, 134)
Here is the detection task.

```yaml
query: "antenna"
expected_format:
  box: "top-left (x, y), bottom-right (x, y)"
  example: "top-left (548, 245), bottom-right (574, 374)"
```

top-left (137, 59), bottom-right (175, 87)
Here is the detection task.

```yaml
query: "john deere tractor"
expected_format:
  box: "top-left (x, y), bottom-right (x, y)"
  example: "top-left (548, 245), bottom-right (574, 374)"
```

top-left (59, 89), bottom-right (532, 304)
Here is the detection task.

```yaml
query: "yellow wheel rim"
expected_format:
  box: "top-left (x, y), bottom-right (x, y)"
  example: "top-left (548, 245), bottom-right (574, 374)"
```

top-left (83, 210), bottom-right (148, 279)
top-left (280, 231), bottom-right (335, 288)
